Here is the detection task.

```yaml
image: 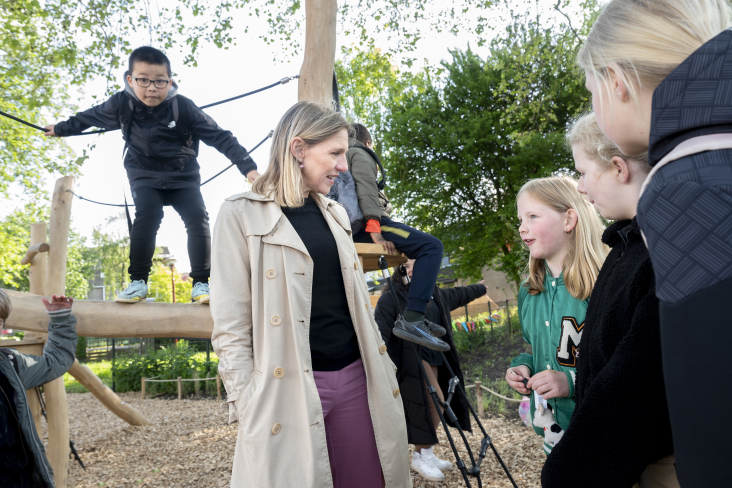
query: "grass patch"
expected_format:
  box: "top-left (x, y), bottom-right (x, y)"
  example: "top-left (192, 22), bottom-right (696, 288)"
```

top-left (64, 360), bottom-right (113, 393)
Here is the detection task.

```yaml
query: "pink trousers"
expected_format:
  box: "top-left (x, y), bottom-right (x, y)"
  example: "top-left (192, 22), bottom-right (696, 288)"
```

top-left (314, 358), bottom-right (385, 488)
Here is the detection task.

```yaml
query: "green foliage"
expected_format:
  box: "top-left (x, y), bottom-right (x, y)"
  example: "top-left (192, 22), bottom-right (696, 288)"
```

top-left (147, 262), bottom-right (192, 303)
top-left (76, 336), bottom-right (87, 361)
top-left (111, 342), bottom-right (218, 395)
top-left (0, 203), bottom-right (90, 298)
top-left (82, 215), bottom-right (130, 299)
top-left (64, 360), bottom-right (112, 393)
top-left (373, 9), bottom-right (596, 287)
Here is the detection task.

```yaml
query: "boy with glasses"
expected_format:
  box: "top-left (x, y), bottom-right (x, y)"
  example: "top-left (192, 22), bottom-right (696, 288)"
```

top-left (44, 46), bottom-right (259, 304)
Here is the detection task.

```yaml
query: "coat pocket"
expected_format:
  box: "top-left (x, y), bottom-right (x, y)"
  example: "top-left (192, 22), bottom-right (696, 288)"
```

top-left (232, 370), bottom-right (263, 423)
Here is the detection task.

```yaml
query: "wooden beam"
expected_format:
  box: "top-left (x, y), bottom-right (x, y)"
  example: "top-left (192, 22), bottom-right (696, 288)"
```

top-left (354, 243), bottom-right (407, 272)
top-left (4, 289), bottom-right (214, 338)
top-left (20, 242), bottom-right (50, 266)
top-left (26, 223), bottom-right (48, 341)
top-left (298, 0), bottom-right (337, 105)
top-left (0, 338), bottom-right (45, 436)
top-left (67, 359), bottom-right (150, 426)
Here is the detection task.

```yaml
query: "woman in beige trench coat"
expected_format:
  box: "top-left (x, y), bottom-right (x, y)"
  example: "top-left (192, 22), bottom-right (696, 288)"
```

top-left (210, 101), bottom-right (411, 488)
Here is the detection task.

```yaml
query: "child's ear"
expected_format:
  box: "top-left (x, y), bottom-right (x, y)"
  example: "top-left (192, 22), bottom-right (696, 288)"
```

top-left (564, 209), bottom-right (579, 233)
top-left (610, 156), bottom-right (630, 184)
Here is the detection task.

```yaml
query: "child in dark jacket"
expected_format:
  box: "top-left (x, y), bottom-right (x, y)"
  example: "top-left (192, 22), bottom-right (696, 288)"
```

top-left (44, 46), bottom-right (259, 304)
top-left (541, 114), bottom-right (677, 488)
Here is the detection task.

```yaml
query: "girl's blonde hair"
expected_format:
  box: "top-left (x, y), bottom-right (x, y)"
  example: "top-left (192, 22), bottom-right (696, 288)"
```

top-left (567, 113), bottom-right (651, 172)
top-left (579, 0), bottom-right (732, 108)
top-left (252, 101), bottom-right (349, 207)
top-left (517, 176), bottom-right (608, 300)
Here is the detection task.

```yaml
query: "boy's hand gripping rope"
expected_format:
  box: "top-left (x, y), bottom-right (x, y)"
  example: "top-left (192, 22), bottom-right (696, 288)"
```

top-left (0, 75), bottom-right (298, 136)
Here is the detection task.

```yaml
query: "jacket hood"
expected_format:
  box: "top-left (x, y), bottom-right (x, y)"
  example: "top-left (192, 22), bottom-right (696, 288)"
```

top-left (649, 29), bottom-right (732, 165)
top-left (123, 70), bottom-right (178, 105)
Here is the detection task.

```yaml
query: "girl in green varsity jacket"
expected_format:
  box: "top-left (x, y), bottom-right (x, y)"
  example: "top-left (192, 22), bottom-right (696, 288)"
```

top-left (505, 176), bottom-right (607, 455)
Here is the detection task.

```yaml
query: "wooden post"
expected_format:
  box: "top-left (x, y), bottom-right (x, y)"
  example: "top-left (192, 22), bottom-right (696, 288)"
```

top-left (141, 377), bottom-right (146, 400)
top-left (475, 380), bottom-right (484, 419)
top-left (192, 369), bottom-right (200, 395)
top-left (298, 0), bottom-right (337, 105)
top-left (45, 176), bottom-right (75, 488)
top-left (216, 374), bottom-right (222, 401)
top-left (177, 377), bottom-right (183, 400)
top-left (25, 223), bottom-right (48, 429)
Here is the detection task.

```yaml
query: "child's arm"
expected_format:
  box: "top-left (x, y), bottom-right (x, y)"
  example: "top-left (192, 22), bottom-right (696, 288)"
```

top-left (188, 101), bottom-right (258, 182)
top-left (45, 93), bottom-right (124, 137)
top-left (14, 295), bottom-right (78, 390)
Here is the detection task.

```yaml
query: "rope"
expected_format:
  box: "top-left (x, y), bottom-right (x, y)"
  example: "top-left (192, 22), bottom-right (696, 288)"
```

top-left (145, 377), bottom-right (217, 383)
top-left (465, 383), bottom-right (524, 403)
top-left (67, 129), bottom-right (273, 207)
top-left (0, 75), bottom-right (298, 136)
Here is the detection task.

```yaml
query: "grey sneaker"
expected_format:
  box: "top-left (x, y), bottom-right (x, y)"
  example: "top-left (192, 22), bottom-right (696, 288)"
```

top-left (392, 316), bottom-right (450, 351)
top-left (191, 282), bottom-right (210, 304)
top-left (424, 320), bottom-right (447, 337)
top-left (114, 280), bottom-right (148, 303)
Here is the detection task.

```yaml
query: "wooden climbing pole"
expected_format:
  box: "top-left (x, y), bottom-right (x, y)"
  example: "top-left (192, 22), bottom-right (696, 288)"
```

top-left (298, 0), bottom-right (338, 105)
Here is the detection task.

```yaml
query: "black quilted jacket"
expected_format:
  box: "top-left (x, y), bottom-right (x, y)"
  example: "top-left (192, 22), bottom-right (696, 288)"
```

top-left (541, 219), bottom-right (673, 488)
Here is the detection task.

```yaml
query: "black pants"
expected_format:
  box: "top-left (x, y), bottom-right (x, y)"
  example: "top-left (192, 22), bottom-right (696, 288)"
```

top-left (354, 216), bottom-right (443, 314)
top-left (128, 186), bottom-right (210, 284)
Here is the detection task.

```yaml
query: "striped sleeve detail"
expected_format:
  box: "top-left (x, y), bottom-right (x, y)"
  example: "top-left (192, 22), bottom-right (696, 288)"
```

top-left (46, 308), bottom-right (73, 318)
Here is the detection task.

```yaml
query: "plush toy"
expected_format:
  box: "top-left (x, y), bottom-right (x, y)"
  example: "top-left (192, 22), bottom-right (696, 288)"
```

top-left (533, 403), bottom-right (565, 446)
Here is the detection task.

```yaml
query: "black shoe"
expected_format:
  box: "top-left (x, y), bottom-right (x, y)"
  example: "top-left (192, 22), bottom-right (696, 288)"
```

top-left (393, 316), bottom-right (450, 351)
top-left (424, 319), bottom-right (447, 337)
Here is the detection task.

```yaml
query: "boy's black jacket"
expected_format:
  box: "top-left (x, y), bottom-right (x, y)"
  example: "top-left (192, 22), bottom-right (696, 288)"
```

top-left (541, 218), bottom-right (673, 488)
top-left (54, 75), bottom-right (256, 190)
top-left (374, 268), bottom-right (484, 445)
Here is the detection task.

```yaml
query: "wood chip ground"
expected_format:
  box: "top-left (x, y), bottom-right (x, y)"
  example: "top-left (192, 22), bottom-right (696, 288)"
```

top-left (56, 393), bottom-right (545, 487)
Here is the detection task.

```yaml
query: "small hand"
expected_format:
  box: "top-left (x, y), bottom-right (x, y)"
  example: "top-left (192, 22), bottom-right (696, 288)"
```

top-left (41, 295), bottom-right (74, 312)
top-left (246, 170), bottom-right (260, 183)
top-left (370, 232), bottom-right (396, 254)
top-left (43, 125), bottom-right (60, 137)
top-left (527, 369), bottom-right (569, 400)
top-left (505, 365), bottom-right (532, 395)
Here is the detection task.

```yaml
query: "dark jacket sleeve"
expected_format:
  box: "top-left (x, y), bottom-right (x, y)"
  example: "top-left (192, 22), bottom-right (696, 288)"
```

top-left (54, 93), bottom-right (123, 136)
top-left (541, 289), bottom-right (672, 488)
top-left (348, 146), bottom-right (384, 222)
top-left (15, 312), bottom-right (78, 390)
top-left (374, 289), bottom-right (398, 345)
top-left (188, 100), bottom-right (257, 177)
top-left (439, 284), bottom-right (487, 312)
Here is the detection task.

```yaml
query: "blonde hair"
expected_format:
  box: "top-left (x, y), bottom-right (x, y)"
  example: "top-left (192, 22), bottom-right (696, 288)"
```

top-left (252, 101), bottom-right (350, 207)
top-left (517, 176), bottom-right (608, 300)
top-left (579, 0), bottom-right (732, 108)
top-left (567, 113), bottom-right (651, 172)
top-left (0, 289), bottom-right (11, 323)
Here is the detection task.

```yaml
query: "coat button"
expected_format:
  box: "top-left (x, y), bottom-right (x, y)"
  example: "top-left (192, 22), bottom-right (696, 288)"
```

top-left (271, 316), bottom-right (282, 327)
top-left (274, 367), bottom-right (285, 378)
top-left (393, 388), bottom-right (400, 398)
top-left (271, 423), bottom-right (281, 435)
top-left (266, 269), bottom-right (276, 279)
top-left (354, 262), bottom-right (358, 270)
top-left (379, 345), bottom-right (387, 354)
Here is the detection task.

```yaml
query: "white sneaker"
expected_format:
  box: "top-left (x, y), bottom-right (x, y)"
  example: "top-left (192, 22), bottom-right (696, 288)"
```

top-left (114, 280), bottom-right (148, 303)
top-left (191, 282), bottom-right (210, 303)
top-left (411, 451), bottom-right (445, 481)
top-left (421, 447), bottom-right (454, 472)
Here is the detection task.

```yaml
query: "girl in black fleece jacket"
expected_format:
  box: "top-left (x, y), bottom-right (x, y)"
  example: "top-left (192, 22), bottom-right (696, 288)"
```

top-left (541, 114), bottom-right (677, 488)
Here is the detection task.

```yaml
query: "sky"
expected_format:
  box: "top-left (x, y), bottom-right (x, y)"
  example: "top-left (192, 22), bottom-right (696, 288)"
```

top-left (3, 0), bottom-right (582, 275)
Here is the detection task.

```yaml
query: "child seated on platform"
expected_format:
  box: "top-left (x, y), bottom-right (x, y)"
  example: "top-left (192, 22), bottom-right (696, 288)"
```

top-left (0, 290), bottom-right (77, 487)
top-left (333, 123), bottom-right (448, 351)
top-left (44, 46), bottom-right (260, 304)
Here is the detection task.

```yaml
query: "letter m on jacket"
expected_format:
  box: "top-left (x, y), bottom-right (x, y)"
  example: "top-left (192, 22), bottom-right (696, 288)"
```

top-left (556, 317), bottom-right (584, 367)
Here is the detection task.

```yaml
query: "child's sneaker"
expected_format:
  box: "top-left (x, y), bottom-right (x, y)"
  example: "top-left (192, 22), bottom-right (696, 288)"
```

top-left (420, 446), bottom-right (453, 472)
top-left (411, 450), bottom-right (445, 481)
top-left (191, 282), bottom-right (210, 304)
top-left (114, 280), bottom-right (148, 303)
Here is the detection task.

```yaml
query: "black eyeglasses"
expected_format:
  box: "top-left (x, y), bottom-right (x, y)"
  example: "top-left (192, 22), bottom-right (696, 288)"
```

top-left (131, 76), bottom-right (170, 89)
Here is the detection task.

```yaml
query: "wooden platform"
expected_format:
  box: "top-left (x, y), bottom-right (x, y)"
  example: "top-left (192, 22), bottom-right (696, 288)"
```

top-left (354, 243), bottom-right (406, 272)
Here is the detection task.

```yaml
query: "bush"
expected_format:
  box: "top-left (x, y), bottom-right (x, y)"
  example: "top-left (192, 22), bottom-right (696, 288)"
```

top-left (112, 340), bottom-right (218, 396)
